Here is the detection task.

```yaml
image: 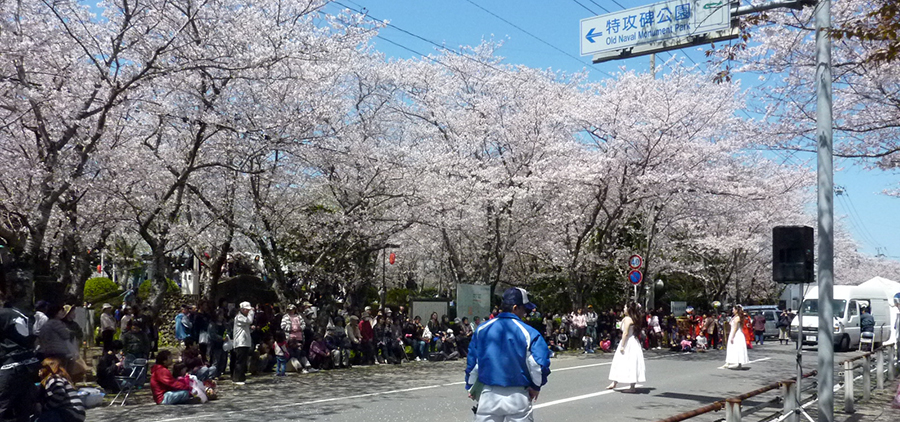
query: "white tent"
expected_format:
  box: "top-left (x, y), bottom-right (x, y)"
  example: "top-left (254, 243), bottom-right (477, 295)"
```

top-left (858, 276), bottom-right (900, 345)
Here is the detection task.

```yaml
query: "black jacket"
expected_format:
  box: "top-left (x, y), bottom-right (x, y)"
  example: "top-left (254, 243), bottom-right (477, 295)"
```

top-left (0, 307), bottom-right (35, 363)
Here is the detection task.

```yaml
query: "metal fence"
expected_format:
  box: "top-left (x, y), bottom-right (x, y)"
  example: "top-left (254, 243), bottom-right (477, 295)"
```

top-left (654, 344), bottom-right (899, 422)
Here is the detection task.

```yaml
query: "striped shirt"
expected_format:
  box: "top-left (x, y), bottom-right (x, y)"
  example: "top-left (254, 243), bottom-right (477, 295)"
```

top-left (42, 375), bottom-right (86, 422)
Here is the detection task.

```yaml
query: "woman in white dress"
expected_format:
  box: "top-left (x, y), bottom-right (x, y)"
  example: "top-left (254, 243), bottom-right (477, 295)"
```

top-left (722, 305), bottom-right (750, 369)
top-left (606, 301), bottom-right (646, 392)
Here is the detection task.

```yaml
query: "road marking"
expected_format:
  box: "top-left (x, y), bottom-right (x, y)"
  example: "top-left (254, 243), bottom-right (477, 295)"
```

top-left (748, 357), bottom-right (771, 364)
top-left (534, 385), bottom-right (643, 409)
top-left (154, 384), bottom-right (446, 421)
top-left (553, 361), bottom-right (612, 372)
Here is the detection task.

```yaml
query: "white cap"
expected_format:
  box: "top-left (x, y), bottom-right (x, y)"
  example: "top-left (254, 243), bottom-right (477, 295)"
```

top-left (240, 301), bottom-right (252, 310)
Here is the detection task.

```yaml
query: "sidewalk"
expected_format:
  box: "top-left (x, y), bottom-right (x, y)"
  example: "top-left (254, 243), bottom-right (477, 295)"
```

top-left (835, 377), bottom-right (899, 422)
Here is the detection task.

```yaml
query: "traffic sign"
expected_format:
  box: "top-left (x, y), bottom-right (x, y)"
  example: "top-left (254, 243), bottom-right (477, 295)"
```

top-left (580, 0), bottom-right (733, 57)
top-left (628, 270), bottom-right (643, 285)
top-left (628, 254), bottom-right (643, 269)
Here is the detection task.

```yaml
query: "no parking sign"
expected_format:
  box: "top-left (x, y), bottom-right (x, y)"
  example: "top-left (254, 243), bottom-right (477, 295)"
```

top-left (628, 270), bottom-right (643, 285)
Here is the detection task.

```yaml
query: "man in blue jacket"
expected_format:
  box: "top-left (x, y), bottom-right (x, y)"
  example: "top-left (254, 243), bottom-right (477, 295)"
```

top-left (466, 287), bottom-right (551, 422)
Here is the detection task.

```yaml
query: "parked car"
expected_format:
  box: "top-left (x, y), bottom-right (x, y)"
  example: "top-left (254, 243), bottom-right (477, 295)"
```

top-left (743, 305), bottom-right (779, 339)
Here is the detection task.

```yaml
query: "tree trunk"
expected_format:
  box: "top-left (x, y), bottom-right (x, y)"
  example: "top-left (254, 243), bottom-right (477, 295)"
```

top-left (203, 239), bottom-right (231, 302)
top-left (255, 239), bottom-right (290, 305)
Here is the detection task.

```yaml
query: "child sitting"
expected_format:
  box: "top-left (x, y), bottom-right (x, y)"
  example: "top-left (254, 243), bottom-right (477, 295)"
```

top-left (680, 337), bottom-right (693, 352)
top-left (581, 334), bottom-right (595, 354)
top-left (555, 330), bottom-right (568, 351)
top-left (695, 335), bottom-right (708, 352)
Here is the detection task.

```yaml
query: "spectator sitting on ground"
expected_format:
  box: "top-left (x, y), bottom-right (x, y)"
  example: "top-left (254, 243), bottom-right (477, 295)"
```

top-left (555, 329), bottom-right (568, 351)
top-left (308, 333), bottom-right (332, 370)
top-left (325, 317), bottom-right (351, 369)
top-left (442, 329), bottom-right (458, 358)
top-left (254, 335), bottom-right (275, 374)
top-left (96, 340), bottom-right (125, 393)
top-left (695, 335), bottom-right (708, 352)
top-left (36, 357), bottom-right (85, 422)
top-left (345, 315), bottom-right (362, 365)
top-left (680, 337), bottom-right (693, 352)
top-left (181, 338), bottom-right (217, 381)
top-left (150, 350), bottom-right (192, 405)
top-left (547, 339), bottom-right (560, 358)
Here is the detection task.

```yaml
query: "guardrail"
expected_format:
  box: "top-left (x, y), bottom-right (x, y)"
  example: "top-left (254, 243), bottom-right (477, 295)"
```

top-left (653, 371), bottom-right (817, 422)
top-left (838, 343), bottom-right (897, 414)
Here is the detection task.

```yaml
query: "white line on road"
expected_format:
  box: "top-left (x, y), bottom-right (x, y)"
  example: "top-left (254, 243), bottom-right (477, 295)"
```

top-left (749, 357), bottom-right (772, 364)
top-left (534, 385), bottom-right (643, 409)
top-left (155, 384), bottom-right (446, 422)
top-left (552, 361), bottom-right (612, 372)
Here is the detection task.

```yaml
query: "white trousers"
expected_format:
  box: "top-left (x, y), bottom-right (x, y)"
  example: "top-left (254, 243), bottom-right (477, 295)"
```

top-left (474, 385), bottom-right (534, 422)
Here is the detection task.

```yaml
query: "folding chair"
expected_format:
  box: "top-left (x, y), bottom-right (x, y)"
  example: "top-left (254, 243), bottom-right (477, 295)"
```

top-left (108, 358), bottom-right (148, 406)
top-left (859, 332), bottom-right (874, 352)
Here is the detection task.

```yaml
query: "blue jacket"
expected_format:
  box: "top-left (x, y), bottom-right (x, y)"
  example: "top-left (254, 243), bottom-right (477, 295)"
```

top-left (465, 312), bottom-right (550, 391)
top-left (175, 313), bottom-right (187, 341)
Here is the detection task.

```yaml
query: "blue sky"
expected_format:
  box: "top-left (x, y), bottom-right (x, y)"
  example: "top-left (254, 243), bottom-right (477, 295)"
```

top-left (84, 0), bottom-right (898, 261)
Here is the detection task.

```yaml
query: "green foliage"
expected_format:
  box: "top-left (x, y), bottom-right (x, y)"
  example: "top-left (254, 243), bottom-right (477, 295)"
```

top-left (137, 278), bottom-right (180, 301)
top-left (417, 287), bottom-right (440, 298)
top-left (385, 288), bottom-right (411, 308)
top-left (83, 277), bottom-right (120, 302)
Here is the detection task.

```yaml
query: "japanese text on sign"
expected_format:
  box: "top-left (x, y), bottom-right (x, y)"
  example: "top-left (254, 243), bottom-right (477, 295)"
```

top-left (580, 0), bottom-right (732, 56)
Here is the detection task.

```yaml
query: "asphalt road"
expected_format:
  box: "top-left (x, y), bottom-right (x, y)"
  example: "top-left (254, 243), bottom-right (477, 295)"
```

top-left (89, 342), bottom-right (829, 422)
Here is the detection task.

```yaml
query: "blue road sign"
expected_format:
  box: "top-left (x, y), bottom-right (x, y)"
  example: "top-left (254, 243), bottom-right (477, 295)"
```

top-left (628, 270), bottom-right (643, 285)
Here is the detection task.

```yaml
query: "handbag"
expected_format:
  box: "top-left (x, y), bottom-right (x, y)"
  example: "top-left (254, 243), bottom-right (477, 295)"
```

top-left (68, 356), bottom-right (89, 377)
top-left (222, 336), bottom-right (234, 352)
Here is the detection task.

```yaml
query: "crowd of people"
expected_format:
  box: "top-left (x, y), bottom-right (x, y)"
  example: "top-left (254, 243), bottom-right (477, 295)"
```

top-left (0, 282), bottom-right (805, 421)
top-left (152, 299), bottom-right (487, 389)
top-left (540, 304), bottom-right (798, 357)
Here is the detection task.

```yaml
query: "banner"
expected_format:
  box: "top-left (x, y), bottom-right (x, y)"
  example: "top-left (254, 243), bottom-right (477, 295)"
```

top-left (671, 301), bottom-right (687, 317)
top-left (457, 284), bottom-right (492, 320)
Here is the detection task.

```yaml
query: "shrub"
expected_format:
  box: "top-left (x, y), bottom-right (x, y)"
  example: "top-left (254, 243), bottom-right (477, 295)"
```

top-left (137, 278), bottom-right (180, 301)
top-left (386, 288), bottom-right (412, 308)
top-left (84, 277), bottom-right (119, 302)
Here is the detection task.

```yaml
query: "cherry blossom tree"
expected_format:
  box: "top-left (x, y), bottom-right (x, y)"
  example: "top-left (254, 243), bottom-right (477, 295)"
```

top-left (0, 0), bottom-right (208, 306)
top-left (721, 1), bottom-right (900, 190)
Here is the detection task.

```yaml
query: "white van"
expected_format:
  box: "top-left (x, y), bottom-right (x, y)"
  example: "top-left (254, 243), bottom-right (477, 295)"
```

top-left (791, 285), bottom-right (892, 351)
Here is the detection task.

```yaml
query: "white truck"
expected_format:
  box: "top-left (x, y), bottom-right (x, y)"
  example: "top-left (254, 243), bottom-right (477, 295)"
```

top-left (791, 284), bottom-right (892, 351)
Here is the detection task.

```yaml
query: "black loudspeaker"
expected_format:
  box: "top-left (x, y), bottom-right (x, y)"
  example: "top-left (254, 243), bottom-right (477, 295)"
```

top-left (773, 226), bottom-right (814, 284)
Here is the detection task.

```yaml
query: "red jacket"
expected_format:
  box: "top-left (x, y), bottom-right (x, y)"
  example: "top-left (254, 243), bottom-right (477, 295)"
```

top-left (150, 364), bottom-right (191, 404)
top-left (359, 319), bottom-right (374, 342)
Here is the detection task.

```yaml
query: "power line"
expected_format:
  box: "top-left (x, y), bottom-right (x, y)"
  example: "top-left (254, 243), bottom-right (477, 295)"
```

top-left (461, 0), bottom-right (611, 77)
top-left (834, 189), bottom-right (884, 252)
top-left (586, 0), bottom-right (612, 14)
top-left (608, 0), bottom-right (628, 10)
top-left (838, 190), bottom-right (884, 251)
top-left (572, 0), bottom-right (599, 15)
top-left (332, 2), bottom-right (517, 77)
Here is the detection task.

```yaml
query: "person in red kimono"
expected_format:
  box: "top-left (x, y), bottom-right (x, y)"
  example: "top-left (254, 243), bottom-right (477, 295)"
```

top-left (741, 312), bottom-right (754, 350)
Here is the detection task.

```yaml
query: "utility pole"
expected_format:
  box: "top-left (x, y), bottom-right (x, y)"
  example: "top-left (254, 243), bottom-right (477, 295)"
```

top-left (814, 0), bottom-right (834, 420)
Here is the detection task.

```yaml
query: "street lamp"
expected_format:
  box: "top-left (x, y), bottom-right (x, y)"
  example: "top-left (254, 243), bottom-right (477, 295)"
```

top-left (648, 279), bottom-right (663, 311)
